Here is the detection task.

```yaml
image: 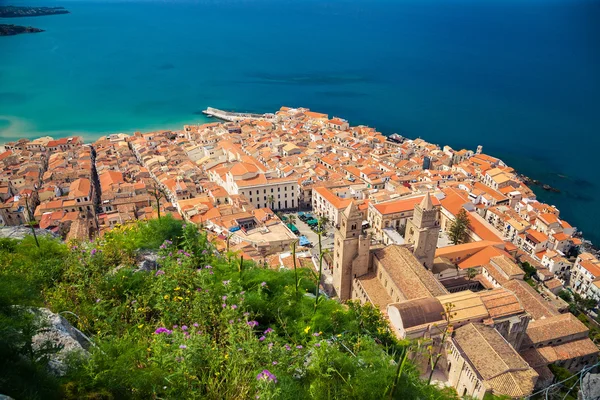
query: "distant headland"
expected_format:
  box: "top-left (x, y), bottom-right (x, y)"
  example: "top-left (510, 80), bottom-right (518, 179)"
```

top-left (0, 6), bottom-right (69, 18)
top-left (0, 5), bottom-right (69, 37)
top-left (0, 24), bottom-right (44, 36)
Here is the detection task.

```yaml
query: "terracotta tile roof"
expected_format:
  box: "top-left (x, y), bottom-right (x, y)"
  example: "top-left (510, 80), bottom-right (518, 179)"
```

top-left (453, 323), bottom-right (537, 398)
top-left (523, 337), bottom-right (599, 367)
top-left (356, 272), bottom-right (393, 311)
top-left (580, 260), bottom-right (600, 277)
top-left (490, 255), bottom-right (524, 278)
top-left (373, 195), bottom-right (440, 215)
top-left (456, 245), bottom-right (511, 270)
top-left (479, 288), bottom-right (524, 319)
top-left (502, 280), bottom-right (560, 320)
top-left (524, 314), bottom-right (589, 345)
top-left (374, 245), bottom-right (448, 300)
top-left (69, 178), bottom-right (91, 198)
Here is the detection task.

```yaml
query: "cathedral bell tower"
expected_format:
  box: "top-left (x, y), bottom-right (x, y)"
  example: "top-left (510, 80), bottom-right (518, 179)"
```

top-left (405, 193), bottom-right (440, 269)
top-left (332, 202), bottom-right (371, 301)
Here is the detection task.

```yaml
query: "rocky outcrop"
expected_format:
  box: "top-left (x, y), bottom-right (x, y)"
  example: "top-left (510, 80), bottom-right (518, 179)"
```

top-left (579, 373), bottom-right (600, 400)
top-left (0, 226), bottom-right (59, 240)
top-left (135, 250), bottom-right (159, 272)
top-left (30, 308), bottom-right (90, 376)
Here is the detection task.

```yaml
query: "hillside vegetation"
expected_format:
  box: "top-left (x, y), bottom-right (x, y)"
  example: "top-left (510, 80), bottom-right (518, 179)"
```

top-left (0, 216), bottom-right (461, 399)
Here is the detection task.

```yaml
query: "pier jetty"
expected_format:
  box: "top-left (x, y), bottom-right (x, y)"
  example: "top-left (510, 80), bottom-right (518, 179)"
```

top-left (202, 107), bottom-right (276, 122)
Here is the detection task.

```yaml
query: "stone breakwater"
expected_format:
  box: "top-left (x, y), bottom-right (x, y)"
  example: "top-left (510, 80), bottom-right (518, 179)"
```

top-left (202, 107), bottom-right (276, 122)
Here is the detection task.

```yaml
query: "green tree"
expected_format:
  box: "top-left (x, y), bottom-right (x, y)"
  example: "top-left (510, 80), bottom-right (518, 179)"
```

top-left (448, 208), bottom-right (471, 245)
top-left (267, 194), bottom-right (275, 210)
top-left (466, 267), bottom-right (477, 280)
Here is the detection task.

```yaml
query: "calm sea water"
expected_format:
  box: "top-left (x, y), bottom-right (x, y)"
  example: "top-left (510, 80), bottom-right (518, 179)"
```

top-left (1, 0), bottom-right (599, 242)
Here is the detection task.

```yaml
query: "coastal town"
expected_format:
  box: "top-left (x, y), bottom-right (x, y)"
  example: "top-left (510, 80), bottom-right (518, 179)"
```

top-left (1, 106), bottom-right (598, 398)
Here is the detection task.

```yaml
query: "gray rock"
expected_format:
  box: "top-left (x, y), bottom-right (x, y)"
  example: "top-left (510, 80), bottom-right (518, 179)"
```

top-left (0, 395), bottom-right (16, 400)
top-left (0, 226), bottom-right (59, 240)
top-left (135, 250), bottom-right (159, 272)
top-left (30, 308), bottom-right (90, 376)
top-left (579, 372), bottom-right (600, 400)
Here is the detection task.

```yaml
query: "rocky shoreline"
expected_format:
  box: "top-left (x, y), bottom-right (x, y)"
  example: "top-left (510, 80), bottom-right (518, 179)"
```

top-left (0, 24), bottom-right (44, 36)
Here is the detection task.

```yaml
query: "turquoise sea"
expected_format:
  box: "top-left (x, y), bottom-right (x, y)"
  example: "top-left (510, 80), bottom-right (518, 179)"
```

top-left (1, 0), bottom-right (599, 243)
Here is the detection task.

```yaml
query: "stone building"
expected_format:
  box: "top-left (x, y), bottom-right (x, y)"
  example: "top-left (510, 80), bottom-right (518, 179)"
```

top-left (332, 202), bottom-right (371, 301)
top-left (332, 201), bottom-right (447, 306)
top-left (404, 193), bottom-right (440, 269)
top-left (446, 323), bottom-right (538, 399)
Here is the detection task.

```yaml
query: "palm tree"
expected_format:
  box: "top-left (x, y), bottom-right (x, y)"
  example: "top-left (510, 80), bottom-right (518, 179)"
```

top-left (288, 214), bottom-right (296, 227)
top-left (267, 194), bottom-right (275, 210)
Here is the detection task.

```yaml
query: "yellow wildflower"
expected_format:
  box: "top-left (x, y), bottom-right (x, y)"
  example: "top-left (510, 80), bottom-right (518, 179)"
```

top-left (225, 354), bottom-right (229, 359)
top-left (176, 296), bottom-right (183, 301)
top-left (174, 287), bottom-right (181, 291)
top-left (138, 324), bottom-right (144, 329)
top-left (164, 294), bottom-right (170, 299)
top-left (304, 326), bottom-right (311, 334)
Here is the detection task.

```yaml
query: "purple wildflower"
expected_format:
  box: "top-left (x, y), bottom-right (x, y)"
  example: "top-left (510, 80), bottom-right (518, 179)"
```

top-left (222, 295), bottom-right (227, 301)
top-left (284, 344), bottom-right (291, 351)
top-left (247, 320), bottom-right (259, 328)
top-left (243, 312), bottom-right (250, 317)
top-left (165, 240), bottom-right (172, 245)
top-left (196, 287), bottom-right (202, 291)
top-left (175, 356), bottom-right (183, 363)
top-left (264, 327), bottom-right (273, 334)
top-left (184, 252), bottom-right (191, 257)
top-left (296, 345), bottom-right (303, 349)
top-left (209, 271), bottom-right (214, 275)
top-left (260, 281), bottom-right (267, 287)
top-left (313, 332), bottom-right (320, 337)
top-left (256, 369), bottom-right (277, 383)
top-left (179, 345), bottom-right (187, 349)
top-left (181, 325), bottom-right (188, 331)
top-left (173, 325), bottom-right (178, 329)
top-left (202, 249), bottom-right (208, 255)
top-left (315, 343), bottom-right (321, 348)
top-left (259, 336), bottom-right (266, 342)
top-left (222, 303), bottom-right (227, 308)
top-left (91, 248), bottom-right (97, 256)
top-left (193, 323), bottom-right (199, 327)
top-left (223, 280), bottom-right (230, 285)
top-left (155, 270), bottom-right (165, 276)
top-left (272, 361), bottom-right (278, 365)
top-left (231, 304), bottom-right (237, 310)
top-left (268, 342), bottom-right (273, 350)
top-left (205, 265), bottom-right (212, 269)
top-left (95, 298), bottom-right (101, 303)
top-left (154, 327), bottom-right (173, 335)
top-left (229, 319), bottom-right (234, 324)
top-left (240, 291), bottom-right (246, 295)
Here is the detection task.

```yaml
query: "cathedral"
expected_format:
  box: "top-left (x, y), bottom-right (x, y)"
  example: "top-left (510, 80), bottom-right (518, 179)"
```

top-left (332, 193), bottom-right (442, 303)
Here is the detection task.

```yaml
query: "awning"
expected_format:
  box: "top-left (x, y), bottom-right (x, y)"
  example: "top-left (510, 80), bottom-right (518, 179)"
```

top-left (299, 236), bottom-right (310, 246)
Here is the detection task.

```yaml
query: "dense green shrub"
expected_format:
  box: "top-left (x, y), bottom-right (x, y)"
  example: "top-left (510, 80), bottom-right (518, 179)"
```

top-left (0, 219), bottom-right (460, 400)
